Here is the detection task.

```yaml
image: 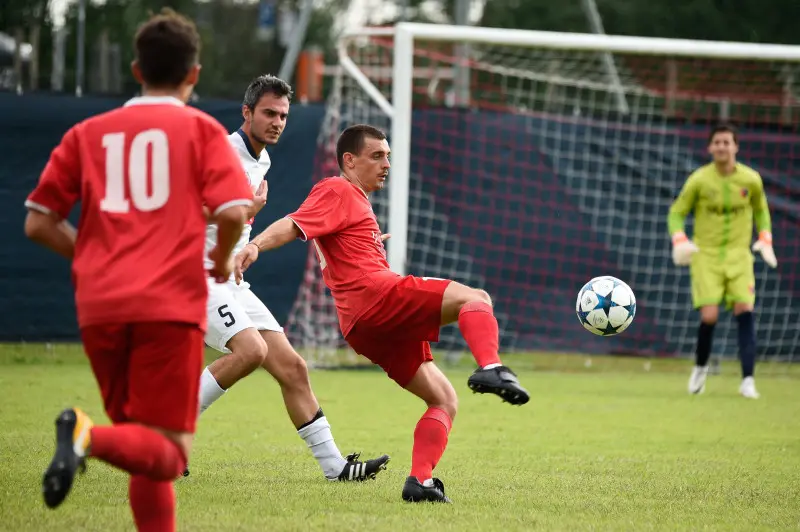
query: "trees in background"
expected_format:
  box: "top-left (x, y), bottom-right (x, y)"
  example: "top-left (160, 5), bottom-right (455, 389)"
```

top-left (2, 0), bottom-right (799, 97)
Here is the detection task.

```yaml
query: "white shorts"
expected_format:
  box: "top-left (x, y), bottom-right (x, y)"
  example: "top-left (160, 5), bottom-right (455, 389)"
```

top-left (205, 279), bottom-right (283, 353)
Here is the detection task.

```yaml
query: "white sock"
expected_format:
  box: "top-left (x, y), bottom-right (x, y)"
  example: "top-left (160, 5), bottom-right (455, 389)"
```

top-left (198, 366), bottom-right (226, 417)
top-left (483, 363), bottom-right (501, 370)
top-left (297, 415), bottom-right (347, 479)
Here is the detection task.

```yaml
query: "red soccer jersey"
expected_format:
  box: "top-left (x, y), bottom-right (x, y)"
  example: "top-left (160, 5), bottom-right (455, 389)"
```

top-left (25, 96), bottom-right (253, 330)
top-left (287, 176), bottom-right (401, 336)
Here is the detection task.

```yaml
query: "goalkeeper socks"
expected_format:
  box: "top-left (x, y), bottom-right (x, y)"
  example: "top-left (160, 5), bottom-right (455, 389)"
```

top-left (695, 322), bottom-right (715, 367)
top-left (198, 366), bottom-right (226, 416)
top-left (458, 301), bottom-right (502, 368)
top-left (90, 424), bottom-right (187, 480)
top-left (410, 407), bottom-right (452, 482)
top-left (129, 476), bottom-right (176, 532)
top-left (297, 410), bottom-right (347, 478)
top-left (737, 312), bottom-right (756, 378)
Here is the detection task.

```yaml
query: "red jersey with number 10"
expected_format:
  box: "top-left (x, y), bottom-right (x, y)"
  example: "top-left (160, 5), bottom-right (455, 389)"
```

top-left (25, 96), bottom-right (253, 330)
top-left (287, 176), bottom-right (401, 335)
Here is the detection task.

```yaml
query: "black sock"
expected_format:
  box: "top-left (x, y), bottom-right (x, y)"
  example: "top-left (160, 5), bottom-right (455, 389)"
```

top-left (737, 312), bottom-right (756, 378)
top-left (696, 322), bottom-right (715, 367)
top-left (297, 408), bottom-right (325, 430)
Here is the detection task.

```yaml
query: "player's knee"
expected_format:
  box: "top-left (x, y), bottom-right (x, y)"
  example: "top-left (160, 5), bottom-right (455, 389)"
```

top-left (457, 287), bottom-right (492, 309)
top-left (236, 340), bottom-right (269, 372)
top-left (700, 306), bottom-right (719, 325)
top-left (430, 384), bottom-right (458, 420)
top-left (439, 396), bottom-right (458, 421)
top-left (471, 288), bottom-right (493, 307)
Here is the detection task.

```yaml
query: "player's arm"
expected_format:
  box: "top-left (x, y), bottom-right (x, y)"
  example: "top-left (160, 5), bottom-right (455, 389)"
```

top-left (235, 184), bottom-right (347, 282)
top-left (234, 217), bottom-right (301, 284)
top-left (250, 184), bottom-right (347, 253)
top-left (24, 212), bottom-right (77, 260)
top-left (667, 172), bottom-right (701, 266)
top-left (247, 217), bottom-right (302, 253)
top-left (750, 174), bottom-right (777, 268)
top-left (24, 127), bottom-right (81, 260)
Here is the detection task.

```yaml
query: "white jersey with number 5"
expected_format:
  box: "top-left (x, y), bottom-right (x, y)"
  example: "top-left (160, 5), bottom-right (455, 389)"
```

top-left (204, 129), bottom-right (271, 276)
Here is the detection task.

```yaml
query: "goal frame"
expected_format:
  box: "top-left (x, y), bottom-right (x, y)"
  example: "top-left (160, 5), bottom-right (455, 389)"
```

top-left (337, 22), bottom-right (800, 276)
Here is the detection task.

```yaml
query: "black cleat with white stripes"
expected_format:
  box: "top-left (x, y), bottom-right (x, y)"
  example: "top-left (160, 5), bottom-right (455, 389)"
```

top-left (334, 452), bottom-right (390, 482)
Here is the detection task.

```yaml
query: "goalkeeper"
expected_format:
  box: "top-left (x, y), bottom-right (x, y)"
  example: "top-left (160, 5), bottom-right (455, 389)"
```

top-left (668, 123), bottom-right (777, 399)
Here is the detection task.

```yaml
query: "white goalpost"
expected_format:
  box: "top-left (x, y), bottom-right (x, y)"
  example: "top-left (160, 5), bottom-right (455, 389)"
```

top-left (287, 22), bottom-right (800, 368)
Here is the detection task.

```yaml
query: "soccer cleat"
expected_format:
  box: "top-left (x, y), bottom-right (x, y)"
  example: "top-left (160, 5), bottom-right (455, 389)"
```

top-left (42, 408), bottom-right (93, 509)
top-left (333, 452), bottom-right (390, 482)
top-left (467, 365), bottom-right (530, 405)
top-left (182, 467), bottom-right (190, 477)
top-left (688, 365), bottom-right (709, 394)
top-left (739, 377), bottom-right (760, 399)
top-left (401, 476), bottom-right (451, 503)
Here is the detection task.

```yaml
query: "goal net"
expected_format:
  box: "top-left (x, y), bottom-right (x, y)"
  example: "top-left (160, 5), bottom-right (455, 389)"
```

top-left (286, 24), bottom-right (800, 368)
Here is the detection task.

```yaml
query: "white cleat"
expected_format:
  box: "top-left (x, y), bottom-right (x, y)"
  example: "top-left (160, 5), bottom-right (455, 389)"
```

top-left (739, 376), bottom-right (760, 399)
top-left (688, 365), bottom-right (709, 394)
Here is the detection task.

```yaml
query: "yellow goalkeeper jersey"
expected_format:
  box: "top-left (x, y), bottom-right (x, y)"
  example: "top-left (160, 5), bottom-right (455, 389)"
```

top-left (668, 162), bottom-right (771, 254)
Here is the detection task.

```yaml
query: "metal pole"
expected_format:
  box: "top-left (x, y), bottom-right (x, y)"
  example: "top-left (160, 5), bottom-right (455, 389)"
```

top-left (579, 0), bottom-right (628, 114)
top-left (76, 0), bottom-right (86, 97)
top-left (52, 27), bottom-right (66, 92)
top-left (453, 0), bottom-right (470, 107)
top-left (278, 0), bottom-right (314, 82)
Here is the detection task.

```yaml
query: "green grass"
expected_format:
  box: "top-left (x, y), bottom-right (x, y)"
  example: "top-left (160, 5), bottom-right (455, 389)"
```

top-left (1, 344), bottom-right (799, 531)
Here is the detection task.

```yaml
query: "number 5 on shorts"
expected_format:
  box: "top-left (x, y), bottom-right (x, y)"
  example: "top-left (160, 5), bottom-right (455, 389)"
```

top-left (218, 305), bottom-right (236, 327)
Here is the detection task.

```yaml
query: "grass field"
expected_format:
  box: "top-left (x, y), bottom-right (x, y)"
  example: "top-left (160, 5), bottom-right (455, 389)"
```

top-left (1, 344), bottom-right (799, 531)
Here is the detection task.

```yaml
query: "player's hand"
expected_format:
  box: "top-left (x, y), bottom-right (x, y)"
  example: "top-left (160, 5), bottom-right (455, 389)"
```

top-left (252, 180), bottom-right (268, 214)
top-left (208, 246), bottom-right (234, 283)
top-left (234, 243), bottom-right (259, 285)
top-left (752, 231), bottom-right (777, 268)
top-left (671, 231), bottom-right (699, 266)
top-left (381, 233), bottom-right (391, 242)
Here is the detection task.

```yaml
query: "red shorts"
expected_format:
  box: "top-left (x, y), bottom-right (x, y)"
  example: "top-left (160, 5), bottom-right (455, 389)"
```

top-left (80, 321), bottom-right (204, 433)
top-left (345, 276), bottom-right (451, 387)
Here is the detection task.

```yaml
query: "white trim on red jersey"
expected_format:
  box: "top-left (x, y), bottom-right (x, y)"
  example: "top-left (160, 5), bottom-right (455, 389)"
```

top-left (123, 95), bottom-right (185, 107)
top-left (24, 199), bottom-right (53, 215)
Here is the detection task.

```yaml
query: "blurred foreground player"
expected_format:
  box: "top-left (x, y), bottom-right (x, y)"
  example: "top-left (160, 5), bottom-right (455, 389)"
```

top-left (668, 123), bottom-right (776, 399)
top-left (191, 75), bottom-right (389, 481)
top-left (24, 10), bottom-right (253, 530)
top-left (235, 124), bottom-right (530, 503)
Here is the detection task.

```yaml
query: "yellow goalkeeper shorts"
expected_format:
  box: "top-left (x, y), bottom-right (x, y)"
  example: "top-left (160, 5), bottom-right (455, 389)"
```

top-left (689, 249), bottom-right (755, 309)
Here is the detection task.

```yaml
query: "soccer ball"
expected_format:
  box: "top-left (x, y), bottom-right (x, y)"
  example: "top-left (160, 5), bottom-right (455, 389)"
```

top-left (575, 276), bottom-right (636, 336)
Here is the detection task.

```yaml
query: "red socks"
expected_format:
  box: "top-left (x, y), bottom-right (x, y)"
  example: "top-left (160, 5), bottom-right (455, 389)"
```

top-left (458, 301), bottom-right (502, 368)
top-left (90, 424), bottom-right (186, 480)
top-left (129, 476), bottom-right (176, 532)
top-left (410, 407), bottom-right (453, 481)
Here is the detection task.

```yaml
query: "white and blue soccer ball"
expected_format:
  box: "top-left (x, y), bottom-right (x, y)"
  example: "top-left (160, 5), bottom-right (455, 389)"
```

top-left (575, 276), bottom-right (636, 336)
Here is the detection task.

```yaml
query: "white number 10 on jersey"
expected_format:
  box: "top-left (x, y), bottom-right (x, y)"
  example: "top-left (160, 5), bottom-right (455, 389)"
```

top-left (101, 129), bottom-right (170, 213)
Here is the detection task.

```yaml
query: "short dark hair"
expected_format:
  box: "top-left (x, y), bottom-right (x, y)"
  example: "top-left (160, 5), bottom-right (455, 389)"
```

top-left (336, 124), bottom-right (387, 170)
top-left (134, 9), bottom-right (201, 88)
top-left (243, 75), bottom-right (293, 109)
top-left (708, 122), bottom-right (738, 145)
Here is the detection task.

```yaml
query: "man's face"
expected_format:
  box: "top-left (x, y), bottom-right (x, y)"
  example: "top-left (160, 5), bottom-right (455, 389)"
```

top-left (245, 93), bottom-right (290, 145)
top-left (708, 131), bottom-right (738, 165)
top-left (350, 136), bottom-right (390, 193)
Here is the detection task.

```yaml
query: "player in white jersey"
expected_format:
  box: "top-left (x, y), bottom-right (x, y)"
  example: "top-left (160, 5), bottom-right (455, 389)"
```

top-left (192, 75), bottom-right (389, 481)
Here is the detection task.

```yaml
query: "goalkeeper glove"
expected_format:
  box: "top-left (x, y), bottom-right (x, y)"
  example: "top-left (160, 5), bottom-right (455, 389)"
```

top-left (671, 231), bottom-right (699, 266)
top-left (752, 230), bottom-right (778, 268)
